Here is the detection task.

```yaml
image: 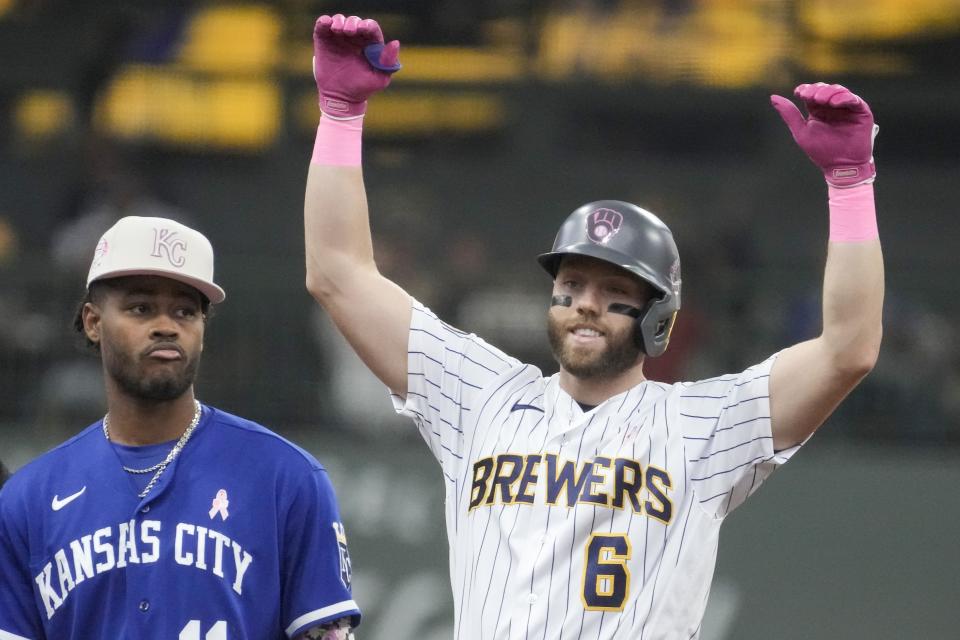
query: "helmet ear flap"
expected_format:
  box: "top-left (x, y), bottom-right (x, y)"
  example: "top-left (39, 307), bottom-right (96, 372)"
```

top-left (655, 312), bottom-right (677, 341)
top-left (634, 298), bottom-right (677, 357)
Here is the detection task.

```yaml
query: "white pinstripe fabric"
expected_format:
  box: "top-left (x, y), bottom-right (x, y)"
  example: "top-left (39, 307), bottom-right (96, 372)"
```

top-left (392, 301), bottom-right (802, 639)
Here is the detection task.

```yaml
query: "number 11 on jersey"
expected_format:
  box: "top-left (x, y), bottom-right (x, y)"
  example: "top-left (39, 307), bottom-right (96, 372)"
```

top-left (180, 620), bottom-right (227, 639)
top-left (581, 534), bottom-right (632, 611)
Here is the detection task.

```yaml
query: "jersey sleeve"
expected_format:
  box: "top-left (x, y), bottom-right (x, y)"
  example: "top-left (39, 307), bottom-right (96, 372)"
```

top-left (392, 300), bottom-right (519, 471)
top-left (0, 485), bottom-right (45, 640)
top-left (280, 467), bottom-right (360, 639)
top-left (678, 353), bottom-right (801, 518)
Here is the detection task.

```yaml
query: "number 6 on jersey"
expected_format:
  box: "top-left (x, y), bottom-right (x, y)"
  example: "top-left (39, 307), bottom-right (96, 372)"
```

top-left (582, 534), bottom-right (632, 611)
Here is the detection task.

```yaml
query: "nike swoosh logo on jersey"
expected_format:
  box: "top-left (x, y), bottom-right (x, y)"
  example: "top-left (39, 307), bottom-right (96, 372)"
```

top-left (510, 402), bottom-right (544, 413)
top-left (52, 487), bottom-right (87, 511)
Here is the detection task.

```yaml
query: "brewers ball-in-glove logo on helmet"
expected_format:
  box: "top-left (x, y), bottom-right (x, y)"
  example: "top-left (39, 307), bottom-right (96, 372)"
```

top-left (538, 200), bottom-right (681, 357)
top-left (586, 208), bottom-right (624, 245)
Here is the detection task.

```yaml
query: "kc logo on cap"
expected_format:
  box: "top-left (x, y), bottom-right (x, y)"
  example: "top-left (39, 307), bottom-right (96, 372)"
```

top-left (152, 229), bottom-right (187, 267)
top-left (86, 216), bottom-right (226, 303)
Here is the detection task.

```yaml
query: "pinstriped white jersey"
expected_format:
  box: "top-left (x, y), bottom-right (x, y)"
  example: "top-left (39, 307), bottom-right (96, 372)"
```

top-left (392, 301), bottom-right (803, 639)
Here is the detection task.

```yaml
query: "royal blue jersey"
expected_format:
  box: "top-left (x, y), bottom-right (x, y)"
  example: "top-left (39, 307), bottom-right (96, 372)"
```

top-left (0, 405), bottom-right (359, 640)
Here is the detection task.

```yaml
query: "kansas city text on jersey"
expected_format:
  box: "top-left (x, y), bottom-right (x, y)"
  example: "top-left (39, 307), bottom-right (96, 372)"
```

top-left (34, 518), bottom-right (254, 620)
top-left (468, 453), bottom-right (673, 524)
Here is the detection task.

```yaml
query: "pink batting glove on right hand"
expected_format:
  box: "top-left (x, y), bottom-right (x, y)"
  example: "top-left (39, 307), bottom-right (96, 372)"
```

top-left (771, 83), bottom-right (879, 188)
top-left (313, 14), bottom-right (401, 119)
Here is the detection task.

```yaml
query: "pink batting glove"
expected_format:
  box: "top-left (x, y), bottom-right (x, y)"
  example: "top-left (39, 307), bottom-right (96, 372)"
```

top-left (313, 14), bottom-right (401, 119)
top-left (770, 83), bottom-right (879, 188)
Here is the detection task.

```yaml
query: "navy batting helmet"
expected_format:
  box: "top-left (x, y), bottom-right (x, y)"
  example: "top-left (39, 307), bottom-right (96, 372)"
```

top-left (538, 200), bottom-right (681, 357)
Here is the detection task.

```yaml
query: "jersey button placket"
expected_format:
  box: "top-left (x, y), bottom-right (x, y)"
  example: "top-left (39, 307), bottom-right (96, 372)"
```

top-left (138, 599), bottom-right (150, 612)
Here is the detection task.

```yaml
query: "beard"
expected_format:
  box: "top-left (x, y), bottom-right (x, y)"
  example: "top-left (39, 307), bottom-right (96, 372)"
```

top-left (547, 312), bottom-right (642, 380)
top-left (101, 338), bottom-right (200, 403)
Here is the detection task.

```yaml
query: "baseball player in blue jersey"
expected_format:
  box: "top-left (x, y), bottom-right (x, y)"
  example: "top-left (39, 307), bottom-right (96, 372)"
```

top-left (0, 216), bottom-right (359, 640)
top-left (304, 14), bottom-right (884, 639)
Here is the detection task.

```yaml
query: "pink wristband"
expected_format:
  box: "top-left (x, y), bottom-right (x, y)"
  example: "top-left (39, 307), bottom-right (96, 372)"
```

top-left (828, 183), bottom-right (879, 242)
top-left (311, 116), bottom-right (363, 166)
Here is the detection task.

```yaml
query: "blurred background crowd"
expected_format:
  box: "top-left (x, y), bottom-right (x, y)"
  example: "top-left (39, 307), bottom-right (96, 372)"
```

top-left (1, 1), bottom-right (958, 638)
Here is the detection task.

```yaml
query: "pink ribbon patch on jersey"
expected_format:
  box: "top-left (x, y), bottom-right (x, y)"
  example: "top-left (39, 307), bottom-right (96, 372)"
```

top-left (209, 489), bottom-right (230, 521)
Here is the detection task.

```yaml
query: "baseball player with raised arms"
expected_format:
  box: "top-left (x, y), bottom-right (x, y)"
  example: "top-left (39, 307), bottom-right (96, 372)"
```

top-left (305, 14), bottom-right (884, 639)
top-left (0, 217), bottom-right (359, 639)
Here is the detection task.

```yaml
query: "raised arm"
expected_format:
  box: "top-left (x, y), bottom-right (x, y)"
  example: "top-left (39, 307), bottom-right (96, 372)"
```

top-left (767, 83), bottom-right (884, 450)
top-left (304, 14), bottom-right (412, 395)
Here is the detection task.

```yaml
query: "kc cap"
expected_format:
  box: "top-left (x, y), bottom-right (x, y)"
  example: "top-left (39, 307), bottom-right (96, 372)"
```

top-left (87, 216), bottom-right (226, 303)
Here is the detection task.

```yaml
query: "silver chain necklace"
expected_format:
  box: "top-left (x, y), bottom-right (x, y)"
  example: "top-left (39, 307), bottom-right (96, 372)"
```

top-left (102, 400), bottom-right (202, 499)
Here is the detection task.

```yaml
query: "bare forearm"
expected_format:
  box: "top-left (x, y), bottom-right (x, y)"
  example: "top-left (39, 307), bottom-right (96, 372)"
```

top-left (304, 162), bottom-right (378, 298)
top-left (821, 238), bottom-right (884, 371)
top-left (769, 234), bottom-right (883, 450)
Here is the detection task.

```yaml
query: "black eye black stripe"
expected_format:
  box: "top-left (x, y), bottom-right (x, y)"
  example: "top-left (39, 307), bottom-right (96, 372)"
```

top-left (607, 303), bottom-right (642, 318)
